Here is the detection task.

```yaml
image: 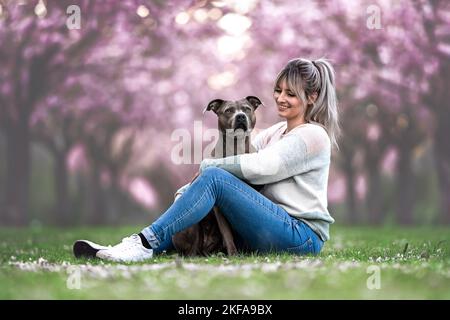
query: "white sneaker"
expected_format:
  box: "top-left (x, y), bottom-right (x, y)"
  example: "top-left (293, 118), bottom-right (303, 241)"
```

top-left (96, 234), bottom-right (153, 263)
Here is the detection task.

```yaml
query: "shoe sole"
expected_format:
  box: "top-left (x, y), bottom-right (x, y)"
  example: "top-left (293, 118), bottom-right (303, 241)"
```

top-left (73, 240), bottom-right (101, 259)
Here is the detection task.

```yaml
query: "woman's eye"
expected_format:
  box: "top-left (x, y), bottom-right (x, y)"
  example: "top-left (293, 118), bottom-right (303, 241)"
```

top-left (274, 89), bottom-right (281, 93)
top-left (287, 92), bottom-right (295, 97)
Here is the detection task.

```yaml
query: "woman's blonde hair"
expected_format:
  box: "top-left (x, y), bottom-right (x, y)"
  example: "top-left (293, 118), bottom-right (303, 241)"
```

top-left (274, 57), bottom-right (341, 149)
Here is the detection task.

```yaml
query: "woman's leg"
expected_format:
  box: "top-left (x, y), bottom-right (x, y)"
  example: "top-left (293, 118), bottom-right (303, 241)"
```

top-left (141, 167), bottom-right (323, 255)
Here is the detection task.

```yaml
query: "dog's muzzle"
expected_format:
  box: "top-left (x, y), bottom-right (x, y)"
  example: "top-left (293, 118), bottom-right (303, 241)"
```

top-left (233, 113), bottom-right (248, 131)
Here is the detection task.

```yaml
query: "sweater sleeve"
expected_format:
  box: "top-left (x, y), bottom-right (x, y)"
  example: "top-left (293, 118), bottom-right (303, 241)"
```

top-left (251, 122), bottom-right (285, 151)
top-left (251, 130), bottom-right (265, 151)
top-left (200, 126), bottom-right (330, 185)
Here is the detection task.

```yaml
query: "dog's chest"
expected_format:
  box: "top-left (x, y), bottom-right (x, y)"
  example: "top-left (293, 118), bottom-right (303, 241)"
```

top-left (212, 134), bottom-right (252, 159)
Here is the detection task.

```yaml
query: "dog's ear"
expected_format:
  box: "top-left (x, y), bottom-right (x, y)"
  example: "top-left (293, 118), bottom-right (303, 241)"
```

top-left (246, 96), bottom-right (263, 110)
top-left (203, 99), bottom-right (224, 114)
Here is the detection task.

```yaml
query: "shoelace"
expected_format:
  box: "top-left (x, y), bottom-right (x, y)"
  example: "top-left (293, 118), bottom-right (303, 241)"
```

top-left (114, 234), bottom-right (142, 253)
top-left (122, 234), bottom-right (139, 243)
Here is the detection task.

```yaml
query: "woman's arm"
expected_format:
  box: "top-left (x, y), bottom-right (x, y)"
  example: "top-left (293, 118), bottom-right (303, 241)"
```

top-left (200, 129), bottom-right (330, 185)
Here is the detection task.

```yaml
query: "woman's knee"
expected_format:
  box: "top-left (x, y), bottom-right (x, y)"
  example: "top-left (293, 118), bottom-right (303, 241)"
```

top-left (200, 166), bottom-right (229, 180)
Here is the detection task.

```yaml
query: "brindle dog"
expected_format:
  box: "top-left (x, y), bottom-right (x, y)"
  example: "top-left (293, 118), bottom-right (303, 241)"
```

top-left (171, 96), bottom-right (263, 256)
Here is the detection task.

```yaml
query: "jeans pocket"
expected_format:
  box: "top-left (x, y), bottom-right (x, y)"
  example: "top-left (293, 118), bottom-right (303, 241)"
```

top-left (286, 237), bottom-right (314, 255)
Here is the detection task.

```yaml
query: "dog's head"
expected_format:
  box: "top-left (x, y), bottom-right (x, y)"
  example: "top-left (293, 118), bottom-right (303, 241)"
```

top-left (203, 96), bottom-right (263, 135)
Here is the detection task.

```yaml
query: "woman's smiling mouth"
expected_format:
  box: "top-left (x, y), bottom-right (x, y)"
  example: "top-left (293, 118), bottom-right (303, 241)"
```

top-left (278, 104), bottom-right (290, 111)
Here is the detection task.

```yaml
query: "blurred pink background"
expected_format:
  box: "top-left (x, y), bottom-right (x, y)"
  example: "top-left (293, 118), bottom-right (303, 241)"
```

top-left (0, 0), bottom-right (449, 226)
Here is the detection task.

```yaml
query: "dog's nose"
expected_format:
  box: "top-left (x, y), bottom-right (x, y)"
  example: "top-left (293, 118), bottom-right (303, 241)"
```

top-left (236, 114), bottom-right (246, 122)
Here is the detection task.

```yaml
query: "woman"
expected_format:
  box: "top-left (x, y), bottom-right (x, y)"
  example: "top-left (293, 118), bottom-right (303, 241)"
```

top-left (74, 58), bottom-right (340, 262)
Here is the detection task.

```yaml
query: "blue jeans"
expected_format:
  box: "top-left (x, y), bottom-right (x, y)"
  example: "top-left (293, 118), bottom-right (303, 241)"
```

top-left (141, 167), bottom-right (324, 255)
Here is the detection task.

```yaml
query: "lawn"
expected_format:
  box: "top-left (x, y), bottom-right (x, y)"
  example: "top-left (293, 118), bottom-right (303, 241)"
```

top-left (0, 225), bottom-right (449, 299)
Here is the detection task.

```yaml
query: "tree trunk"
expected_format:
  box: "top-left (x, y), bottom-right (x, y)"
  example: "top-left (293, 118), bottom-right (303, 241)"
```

top-left (4, 119), bottom-right (30, 226)
top-left (108, 171), bottom-right (128, 225)
top-left (54, 151), bottom-right (70, 226)
top-left (396, 146), bottom-right (415, 225)
top-left (343, 153), bottom-right (358, 224)
top-left (88, 162), bottom-right (106, 225)
top-left (0, 133), bottom-right (5, 224)
top-left (366, 161), bottom-right (383, 225)
top-left (74, 172), bottom-right (87, 225)
top-left (434, 113), bottom-right (450, 224)
top-left (147, 163), bottom-right (176, 213)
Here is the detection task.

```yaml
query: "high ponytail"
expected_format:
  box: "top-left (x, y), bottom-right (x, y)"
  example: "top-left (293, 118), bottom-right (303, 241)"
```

top-left (309, 58), bottom-right (341, 150)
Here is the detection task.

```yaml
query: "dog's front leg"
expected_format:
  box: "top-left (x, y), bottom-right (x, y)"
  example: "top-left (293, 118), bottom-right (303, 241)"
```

top-left (213, 207), bottom-right (238, 256)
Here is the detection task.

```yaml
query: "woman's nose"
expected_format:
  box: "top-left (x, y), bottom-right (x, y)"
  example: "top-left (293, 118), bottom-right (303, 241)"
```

top-left (277, 92), bottom-right (287, 102)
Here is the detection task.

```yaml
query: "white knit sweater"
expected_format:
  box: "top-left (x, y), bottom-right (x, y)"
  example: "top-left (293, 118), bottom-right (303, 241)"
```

top-left (179, 121), bottom-right (335, 241)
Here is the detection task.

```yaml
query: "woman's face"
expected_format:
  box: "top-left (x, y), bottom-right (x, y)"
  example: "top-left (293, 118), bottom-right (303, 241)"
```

top-left (273, 80), bottom-right (306, 120)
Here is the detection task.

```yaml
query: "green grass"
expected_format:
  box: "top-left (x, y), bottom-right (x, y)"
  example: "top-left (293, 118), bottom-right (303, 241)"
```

top-left (0, 225), bottom-right (449, 299)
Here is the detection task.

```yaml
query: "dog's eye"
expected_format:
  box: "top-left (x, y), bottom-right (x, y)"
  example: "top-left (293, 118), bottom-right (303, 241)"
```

top-left (225, 109), bottom-right (233, 113)
top-left (243, 107), bottom-right (251, 112)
